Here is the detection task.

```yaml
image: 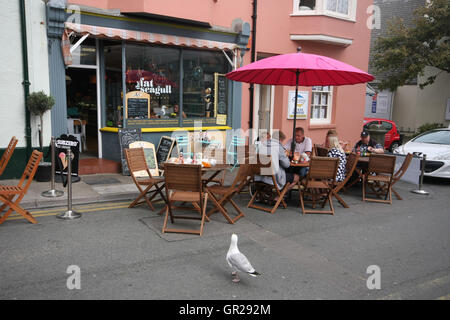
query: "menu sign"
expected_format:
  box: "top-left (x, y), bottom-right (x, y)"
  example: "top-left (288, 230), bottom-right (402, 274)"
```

top-left (54, 134), bottom-right (80, 182)
top-left (129, 141), bottom-right (159, 177)
top-left (214, 73), bottom-right (228, 125)
top-left (118, 128), bottom-right (142, 175)
top-left (156, 136), bottom-right (176, 165)
top-left (126, 91), bottom-right (150, 119)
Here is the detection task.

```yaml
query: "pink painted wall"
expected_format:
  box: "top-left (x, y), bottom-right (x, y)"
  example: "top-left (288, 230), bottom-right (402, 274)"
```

top-left (70, 0), bottom-right (373, 147)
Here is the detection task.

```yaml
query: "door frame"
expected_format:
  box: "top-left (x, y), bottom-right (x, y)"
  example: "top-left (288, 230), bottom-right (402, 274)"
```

top-left (253, 84), bottom-right (275, 141)
top-left (66, 39), bottom-right (102, 158)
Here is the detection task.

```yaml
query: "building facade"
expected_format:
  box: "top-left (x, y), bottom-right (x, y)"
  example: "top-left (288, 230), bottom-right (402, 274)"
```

top-left (1, 0), bottom-right (374, 178)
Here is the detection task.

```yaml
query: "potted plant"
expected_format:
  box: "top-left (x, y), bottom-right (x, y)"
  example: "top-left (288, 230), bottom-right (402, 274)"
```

top-left (27, 91), bottom-right (55, 182)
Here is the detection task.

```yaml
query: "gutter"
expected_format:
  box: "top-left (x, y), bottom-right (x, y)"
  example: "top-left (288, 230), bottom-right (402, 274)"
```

top-left (19, 0), bottom-right (32, 158)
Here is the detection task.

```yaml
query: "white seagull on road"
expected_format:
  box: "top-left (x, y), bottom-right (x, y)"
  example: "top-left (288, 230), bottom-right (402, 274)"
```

top-left (226, 234), bottom-right (260, 283)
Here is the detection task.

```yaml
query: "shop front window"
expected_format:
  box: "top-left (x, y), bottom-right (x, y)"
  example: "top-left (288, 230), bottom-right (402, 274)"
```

top-left (104, 40), bottom-right (123, 127)
top-left (125, 43), bottom-right (181, 127)
top-left (182, 49), bottom-right (229, 126)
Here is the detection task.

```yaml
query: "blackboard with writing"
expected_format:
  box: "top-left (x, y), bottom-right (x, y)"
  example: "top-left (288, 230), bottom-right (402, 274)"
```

top-left (214, 73), bottom-right (228, 125)
top-left (156, 136), bottom-right (176, 165)
top-left (215, 73), bottom-right (228, 115)
top-left (118, 128), bottom-right (142, 175)
top-left (126, 91), bottom-right (150, 119)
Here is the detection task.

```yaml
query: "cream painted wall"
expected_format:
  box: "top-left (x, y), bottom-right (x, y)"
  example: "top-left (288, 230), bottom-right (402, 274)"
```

top-left (0, 1), bottom-right (25, 148)
top-left (393, 67), bottom-right (450, 133)
top-left (0, 0), bottom-right (50, 149)
top-left (392, 85), bottom-right (417, 132)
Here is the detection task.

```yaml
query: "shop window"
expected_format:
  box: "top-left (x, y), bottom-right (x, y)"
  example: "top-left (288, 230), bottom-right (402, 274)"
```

top-left (182, 49), bottom-right (229, 126)
top-left (71, 37), bottom-right (96, 66)
top-left (104, 40), bottom-right (123, 127)
top-left (310, 86), bottom-right (333, 124)
top-left (125, 43), bottom-right (181, 127)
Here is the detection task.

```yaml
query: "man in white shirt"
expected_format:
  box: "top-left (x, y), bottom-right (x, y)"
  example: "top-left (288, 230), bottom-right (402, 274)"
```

top-left (284, 127), bottom-right (312, 157)
top-left (283, 127), bottom-right (312, 177)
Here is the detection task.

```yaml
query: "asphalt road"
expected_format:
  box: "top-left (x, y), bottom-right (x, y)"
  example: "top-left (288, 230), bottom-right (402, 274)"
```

top-left (0, 178), bottom-right (449, 300)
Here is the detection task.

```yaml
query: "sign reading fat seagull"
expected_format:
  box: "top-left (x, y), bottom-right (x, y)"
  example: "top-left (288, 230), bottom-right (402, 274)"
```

top-left (135, 78), bottom-right (172, 95)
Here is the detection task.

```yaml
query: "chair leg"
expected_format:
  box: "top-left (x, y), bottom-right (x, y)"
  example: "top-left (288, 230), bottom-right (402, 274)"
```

top-left (0, 196), bottom-right (37, 225)
top-left (392, 187), bottom-right (403, 200)
top-left (207, 191), bottom-right (234, 224)
top-left (333, 191), bottom-right (349, 208)
top-left (299, 190), bottom-right (306, 215)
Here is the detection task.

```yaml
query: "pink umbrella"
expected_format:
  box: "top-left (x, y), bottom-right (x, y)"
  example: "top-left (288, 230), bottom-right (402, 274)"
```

top-left (226, 48), bottom-right (375, 155)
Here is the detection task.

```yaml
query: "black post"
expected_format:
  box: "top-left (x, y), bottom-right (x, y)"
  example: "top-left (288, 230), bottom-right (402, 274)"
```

top-left (289, 47), bottom-right (302, 159)
top-left (249, 0), bottom-right (257, 131)
top-left (290, 70), bottom-right (300, 159)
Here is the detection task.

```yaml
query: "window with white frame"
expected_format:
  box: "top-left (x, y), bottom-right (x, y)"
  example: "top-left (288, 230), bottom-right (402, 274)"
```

top-left (292, 0), bottom-right (356, 21)
top-left (310, 86), bottom-right (333, 124)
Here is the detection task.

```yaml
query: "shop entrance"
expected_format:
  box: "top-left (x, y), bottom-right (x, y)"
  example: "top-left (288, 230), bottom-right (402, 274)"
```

top-left (66, 67), bottom-right (98, 158)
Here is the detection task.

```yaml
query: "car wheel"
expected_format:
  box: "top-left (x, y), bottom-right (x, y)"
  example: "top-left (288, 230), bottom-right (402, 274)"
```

top-left (390, 142), bottom-right (400, 152)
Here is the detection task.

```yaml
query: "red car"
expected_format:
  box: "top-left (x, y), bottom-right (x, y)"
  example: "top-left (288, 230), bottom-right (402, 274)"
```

top-left (363, 118), bottom-right (403, 151)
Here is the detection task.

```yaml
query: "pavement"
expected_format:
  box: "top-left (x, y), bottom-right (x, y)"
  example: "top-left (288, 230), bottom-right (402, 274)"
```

top-left (0, 173), bottom-right (449, 300)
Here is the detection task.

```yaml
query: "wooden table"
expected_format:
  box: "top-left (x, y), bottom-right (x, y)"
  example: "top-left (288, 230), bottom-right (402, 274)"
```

top-left (289, 161), bottom-right (309, 168)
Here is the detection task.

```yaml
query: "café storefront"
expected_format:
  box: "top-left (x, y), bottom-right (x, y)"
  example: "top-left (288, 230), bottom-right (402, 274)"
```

top-left (46, 5), bottom-right (249, 162)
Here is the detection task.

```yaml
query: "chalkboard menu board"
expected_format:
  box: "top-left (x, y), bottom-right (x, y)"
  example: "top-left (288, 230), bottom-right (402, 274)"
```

top-left (214, 73), bottom-right (228, 125)
top-left (118, 128), bottom-right (142, 175)
top-left (126, 91), bottom-right (150, 119)
top-left (156, 136), bottom-right (176, 165)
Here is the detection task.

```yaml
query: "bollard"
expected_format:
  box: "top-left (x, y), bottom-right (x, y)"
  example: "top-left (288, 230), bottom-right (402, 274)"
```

top-left (411, 153), bottom-right (429, 195)
top-left (42, 137), bottom-right (64, 197)
top-left (57, 149), bottom-right (81, 220)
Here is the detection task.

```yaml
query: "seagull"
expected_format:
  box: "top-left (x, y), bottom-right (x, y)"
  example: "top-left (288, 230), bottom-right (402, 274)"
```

top-left (226, 234), bottom-right (260, 283)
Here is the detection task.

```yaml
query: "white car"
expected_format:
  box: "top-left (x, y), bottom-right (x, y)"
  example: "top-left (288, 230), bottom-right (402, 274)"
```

top-left (394, 128), bottom-right (450, 178)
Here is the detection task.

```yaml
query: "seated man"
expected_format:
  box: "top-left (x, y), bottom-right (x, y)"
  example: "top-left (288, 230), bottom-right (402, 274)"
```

top-left (254, 130), bottom-right (299, 200)
top-left (353, 131), bottom-right (384, 154)
top-left (283, 127), bottom-right (312, 178)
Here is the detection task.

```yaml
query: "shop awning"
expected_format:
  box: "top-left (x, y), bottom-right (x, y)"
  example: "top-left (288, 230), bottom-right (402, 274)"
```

top-left (63, 22), bottom-right (239, 66)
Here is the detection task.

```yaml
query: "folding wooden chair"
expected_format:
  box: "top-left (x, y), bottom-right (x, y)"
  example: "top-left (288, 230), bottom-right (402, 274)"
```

top-left (0, 150), bottom-right (43, 225)
top-left (332, 153), bottom-right (360, 208)
top-left (124, 148), bottom-right (166, 212)
top-left (299, 157), bottom-right (339, 215)
top-left (206, 164), bottom-right (251, 224)
top-left (313, 144), bottom-right (329, 157)
top-left (362, 154), bottom-right (396, 204)
top-left (162, 163), bottom-right (208, 236)
top-left (247, 156), bottom-right (289, 214)
top-left (375, 153), bottom-right (413, 201)
top-left (0, 136), bottom-right (18, 177)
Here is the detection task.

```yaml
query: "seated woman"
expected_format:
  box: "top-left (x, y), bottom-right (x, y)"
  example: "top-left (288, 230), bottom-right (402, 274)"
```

top-left (254, 131), bottom-right (299, 200)
top-left (327, 135), bottom-right (347, 182)
top-left (323, 129), bottom-right (349, 151)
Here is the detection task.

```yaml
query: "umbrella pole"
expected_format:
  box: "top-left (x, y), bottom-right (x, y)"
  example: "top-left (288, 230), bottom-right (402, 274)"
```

top-left (290, 70), bottom-right (300, 159)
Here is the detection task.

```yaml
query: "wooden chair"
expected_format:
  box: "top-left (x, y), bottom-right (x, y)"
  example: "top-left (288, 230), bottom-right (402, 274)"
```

top-left (162, 163), bottom-right (208, 236)
top-left (375, 153), bottom-right (413, 201)
top-left (314, 145), bottom-right (329, 157)
top-left (332, 153), bottom-right (360, 208)
top-left (0, 150), bottom-right (43, 225)
top-left (247, 156), bottom-right (289, 214)
top-left (206, 164), bottom-right (251, 224)
top-left (299, 156), bottom-right (339, 215)
top-left (362, 154), bottom-right (396, 204)
top-left (124, 148), bottom-right (166, 212)
top-left (0, 136), bottom-right (18, 177)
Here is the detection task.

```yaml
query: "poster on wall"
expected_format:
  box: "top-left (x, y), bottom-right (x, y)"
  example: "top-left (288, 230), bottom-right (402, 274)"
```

top-left (287, 90), bottom-right (309, 120)
top-left (446, 98), bottom-right (450, 120)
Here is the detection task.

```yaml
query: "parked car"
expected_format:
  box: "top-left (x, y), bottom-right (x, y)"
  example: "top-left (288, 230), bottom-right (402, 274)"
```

top-left (393, 128), bottom-right (450, 178)
top-left (363, 118), bottom-right (402, 152)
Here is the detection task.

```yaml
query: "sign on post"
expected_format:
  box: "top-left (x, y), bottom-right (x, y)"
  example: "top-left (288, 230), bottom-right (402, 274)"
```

top-left (156, 136), bottom-right (176, 165)
top-left (55, 134), bottom-right (80, 179)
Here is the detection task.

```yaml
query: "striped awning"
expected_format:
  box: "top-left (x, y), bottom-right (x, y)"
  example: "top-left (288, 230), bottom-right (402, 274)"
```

top-left (63, 22), bottom-right (238, 65)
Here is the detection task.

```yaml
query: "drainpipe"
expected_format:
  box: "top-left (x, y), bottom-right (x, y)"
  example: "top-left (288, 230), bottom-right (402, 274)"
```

top-left (19, 0), bottom-right (32, 159)
top-left (248, 0), bottom-right (257, 131)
